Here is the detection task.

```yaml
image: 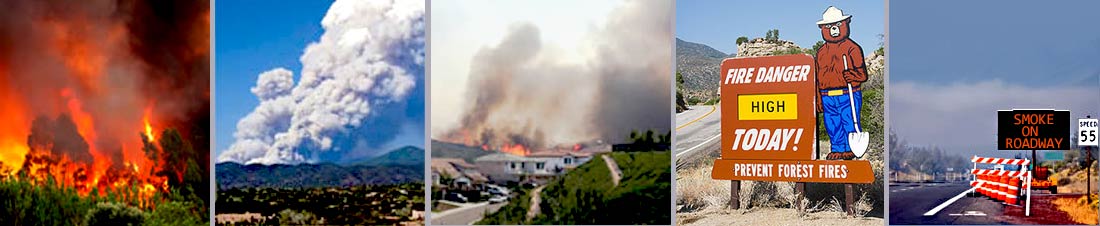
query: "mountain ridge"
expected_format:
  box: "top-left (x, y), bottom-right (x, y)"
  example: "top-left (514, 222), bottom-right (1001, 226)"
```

top-left (216, 146), bottom-right (425, 189)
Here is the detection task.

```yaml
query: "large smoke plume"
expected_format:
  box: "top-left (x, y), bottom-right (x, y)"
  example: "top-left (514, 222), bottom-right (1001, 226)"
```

top-left (0, 0), bottom-right (209, 171)
top-left (218, 0), bottom-right (425, 165)
top-left (442, 0), bottom-right (672, 149)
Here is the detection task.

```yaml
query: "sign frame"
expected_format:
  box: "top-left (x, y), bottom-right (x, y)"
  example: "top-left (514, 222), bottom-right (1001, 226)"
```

top-left (996, 109), bottom-right (1071, 150)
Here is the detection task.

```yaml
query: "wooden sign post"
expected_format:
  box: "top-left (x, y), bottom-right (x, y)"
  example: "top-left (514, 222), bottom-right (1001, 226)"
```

top-left (712, 55), bottom-right (874, 213)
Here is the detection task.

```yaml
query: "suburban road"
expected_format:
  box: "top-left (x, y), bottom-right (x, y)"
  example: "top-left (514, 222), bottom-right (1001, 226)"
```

top-left (889, 182), bottom-right (1004, 225)
top-left (675, 105), bottom-right (722, 169)
top-left (431, 201), bottom-right (506, 225)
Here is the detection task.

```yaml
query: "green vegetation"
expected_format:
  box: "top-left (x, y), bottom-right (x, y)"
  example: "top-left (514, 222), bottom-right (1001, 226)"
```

top-left (479, 151), bottom-right (671, 225)
top-left (534, 152), bottom-right (670, 224)
top-left (770, 47), bottom-right (812, 56)
top-left (675, 72), bottom-right (689, 112)
top-left (0, 128), bottom-right (208, 226)
top-left (84, 202), bottom-right (146, 226)
top-left (215, 183), bottom-right (424, 225)
top-left (0, 174), bottom-right (208, 226)
top-left (736, 36), bottom-right (749, 45)
top-left (702, 96), bottom-right (720, 105)
top-left (811, 40), bottom-right (825, 55)
top-left (764, 29), bottom-right (780, 42)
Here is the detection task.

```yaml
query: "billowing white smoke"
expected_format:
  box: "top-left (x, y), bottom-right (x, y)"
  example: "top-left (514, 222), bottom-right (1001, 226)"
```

top-left (443, 0), bottom-right (672, 148)
top-left (219, 0), bottom-right (424, 164)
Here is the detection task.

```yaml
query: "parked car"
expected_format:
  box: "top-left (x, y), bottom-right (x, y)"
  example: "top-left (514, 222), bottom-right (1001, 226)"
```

top-left (445, 192), bottom-right (468, 203)
top-left (488, 195), bottom-right (508, 204)
top-left (486, 184), bottom-right (511, 196)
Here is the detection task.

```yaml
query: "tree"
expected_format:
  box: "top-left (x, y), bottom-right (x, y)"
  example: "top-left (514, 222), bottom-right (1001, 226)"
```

top-left (805, 41), bottom-right (825, 55)
top-left (764, 29), bottom-right (780, 42)
top-left (144, 128), bottom-right (209, 213)
top-left (675, 72), bottom-right (688, 112)
top-left (736, 36), bottom-right (749, 45)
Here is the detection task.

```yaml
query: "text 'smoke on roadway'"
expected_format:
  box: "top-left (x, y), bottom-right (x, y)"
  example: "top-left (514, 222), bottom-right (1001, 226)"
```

top-left (711, 54), bottom-right (873, 184)
top-left (997, 109), bottom-right (1071, 150)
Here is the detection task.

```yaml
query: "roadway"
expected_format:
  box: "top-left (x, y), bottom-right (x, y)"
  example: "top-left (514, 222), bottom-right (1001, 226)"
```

top-left (888, 182), bottom-right (1005, 225)
top-left (675, 105), bottom-right (722, 169)
top-left (431, 200), bottom-right (507, 225)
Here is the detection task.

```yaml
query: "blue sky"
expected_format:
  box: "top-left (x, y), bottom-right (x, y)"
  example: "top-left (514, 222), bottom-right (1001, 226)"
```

top-left (890, 0), bottom-right (1100, 159)
top-left (677, 0), bottom-right (884, 54)
top-left (214, 0), bottom-right (331, 157)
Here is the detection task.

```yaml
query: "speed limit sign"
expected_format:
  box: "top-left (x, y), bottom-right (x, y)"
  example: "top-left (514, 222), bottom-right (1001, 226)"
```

top-left (1080, 118), bottom-right (1098, 146)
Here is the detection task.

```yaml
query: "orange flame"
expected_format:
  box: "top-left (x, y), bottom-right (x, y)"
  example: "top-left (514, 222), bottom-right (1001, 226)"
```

top-left (500, 143), bottom-right (530, 156)
top-left (143, 109), bottom-right (155, 142)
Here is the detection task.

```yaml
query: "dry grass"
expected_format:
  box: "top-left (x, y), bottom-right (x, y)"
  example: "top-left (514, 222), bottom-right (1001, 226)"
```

top-left (677, 162), bottom-right (730, 212)
top-left (1051, 195), bottom-right (1099, 225)
top-left (677, 161), bottom-right (802, 212)
top-left (850, 192), bottom-right (873, 217)
top-left (1053, 164), bottom-right (1099, 194)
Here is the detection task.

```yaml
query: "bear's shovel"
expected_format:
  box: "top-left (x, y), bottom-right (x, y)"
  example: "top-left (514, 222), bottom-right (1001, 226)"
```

top-left (844, 55), bottom-right (869, 158)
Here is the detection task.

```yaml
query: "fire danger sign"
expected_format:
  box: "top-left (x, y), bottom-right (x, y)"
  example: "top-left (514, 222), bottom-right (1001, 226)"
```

top-left (713, 54), bottom-right (874, 184)
top-left (718, 55), bottom-right (816, 160)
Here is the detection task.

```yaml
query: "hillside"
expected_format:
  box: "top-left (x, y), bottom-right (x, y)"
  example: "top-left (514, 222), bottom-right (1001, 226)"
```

top-left (479, 151), bottom-right (671, 225)
top-left (675, 38), bottom-right (727, 103)
top-left (216, 146), bottom-right (425, 189)
top-left (343, 145), bottom-right (424, 166)
top-left (430, 139), bottom-right (491, 163)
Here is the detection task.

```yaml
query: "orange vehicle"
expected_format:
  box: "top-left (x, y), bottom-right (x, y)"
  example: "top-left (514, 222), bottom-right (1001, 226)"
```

top-left (1030, 166), bottom-right (1058, 194)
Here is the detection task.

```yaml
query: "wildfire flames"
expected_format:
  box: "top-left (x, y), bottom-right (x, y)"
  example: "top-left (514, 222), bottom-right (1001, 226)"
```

top-left (447, 129), bottom-right (598, 157)
top-left (499, 143), bottom-right (531, 156)
top-left (0, 0), bottom-right (210, 207)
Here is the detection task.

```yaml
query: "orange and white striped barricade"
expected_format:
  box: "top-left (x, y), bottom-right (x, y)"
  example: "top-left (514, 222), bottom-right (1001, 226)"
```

top-left (970, 156), bottom-right (1032, 216)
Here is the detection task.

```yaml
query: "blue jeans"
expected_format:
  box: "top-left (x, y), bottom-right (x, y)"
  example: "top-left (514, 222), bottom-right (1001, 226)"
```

top-left (822, 90), bottom-right (862, 153)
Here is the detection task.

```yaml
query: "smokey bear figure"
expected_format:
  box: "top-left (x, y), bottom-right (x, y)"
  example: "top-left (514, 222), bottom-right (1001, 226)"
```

top-left (815, 6), bottom-right (867, 160)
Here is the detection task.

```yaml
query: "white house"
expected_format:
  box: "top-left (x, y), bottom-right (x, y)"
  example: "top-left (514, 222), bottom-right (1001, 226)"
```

top-left (475, 150), bottom-right (596, 184)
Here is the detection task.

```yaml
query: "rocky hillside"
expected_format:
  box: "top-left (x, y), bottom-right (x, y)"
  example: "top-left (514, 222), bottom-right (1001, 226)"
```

top-left (734, 38), bottom-right (805, 57)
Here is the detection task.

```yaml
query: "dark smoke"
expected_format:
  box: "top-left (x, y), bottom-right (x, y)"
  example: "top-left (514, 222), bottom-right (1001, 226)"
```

top-left (119, 0), bottom-right (211, 135)
top-left (27, 114), bottom-right (94, 164)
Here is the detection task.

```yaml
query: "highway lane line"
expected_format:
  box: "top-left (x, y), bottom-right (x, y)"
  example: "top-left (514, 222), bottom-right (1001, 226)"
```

top-left (676, 105), bottom-right (716, 131)
top-left (677, 133), bottom-right (721, 158)
top-left (923, 182), bottom-right (981, 216)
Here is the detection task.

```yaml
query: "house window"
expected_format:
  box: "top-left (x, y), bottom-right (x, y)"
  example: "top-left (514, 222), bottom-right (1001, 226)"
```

top-left (564, 157), bottom-right (573, 164)
top-left (521, 162), bottom-right (526, 168)
top-left (510, 162), bottom-right (516, 169)
top-left (536, 162), bottom-right (545, 170)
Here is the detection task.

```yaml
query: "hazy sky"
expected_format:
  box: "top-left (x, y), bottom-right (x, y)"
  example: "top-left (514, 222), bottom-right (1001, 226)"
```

top-left (430, 0), bottom-right (624, 134)
top-left (677, 0), bottom-right (884, 54)
top-left (890, 0), bottom-right (1100, 159)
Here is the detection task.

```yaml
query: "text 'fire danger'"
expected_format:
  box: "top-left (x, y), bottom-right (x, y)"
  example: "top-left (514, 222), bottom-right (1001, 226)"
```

top-left (723, 65), bottom-right (811, 84)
